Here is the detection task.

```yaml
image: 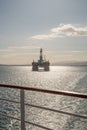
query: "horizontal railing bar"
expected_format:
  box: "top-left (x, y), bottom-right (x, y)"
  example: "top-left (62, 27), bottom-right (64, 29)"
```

top-left (0, 98), bottom-right (19, 104)
top-left (0, 84), bottom-right (87, 99)
top-left (0, 97), bottom-right (87, 119)
top-left (0, 113), bottom-right (52, 130)
top-left (0, 109), bottom-right (87, 130)
top-left (0, 112), bottom-right (20, 121)
top-left (25, 121), bottom-right (53, 130)
top-left (25, 103), bottom-right (87, 119)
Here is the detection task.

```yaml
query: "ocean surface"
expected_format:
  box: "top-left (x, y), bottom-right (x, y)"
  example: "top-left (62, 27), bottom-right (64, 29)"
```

top-left (0, 66), bottom-right (87, 130)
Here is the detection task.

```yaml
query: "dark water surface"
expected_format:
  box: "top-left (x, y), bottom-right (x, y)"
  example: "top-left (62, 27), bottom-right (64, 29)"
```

top-left (0, 66), bottom-right (87, 130)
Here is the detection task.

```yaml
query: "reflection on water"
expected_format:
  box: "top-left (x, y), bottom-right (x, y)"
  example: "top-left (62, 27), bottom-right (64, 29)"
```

top-left (0, 66), bottom-right (87, 130)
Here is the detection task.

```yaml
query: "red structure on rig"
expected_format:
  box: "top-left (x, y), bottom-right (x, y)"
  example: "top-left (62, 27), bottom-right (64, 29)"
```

top-left (32, 48), bottom-right (50, 71)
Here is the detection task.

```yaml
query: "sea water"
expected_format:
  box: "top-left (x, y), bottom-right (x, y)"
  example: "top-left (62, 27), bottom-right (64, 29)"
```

top-left (0, 66), bottom-right (87, 130)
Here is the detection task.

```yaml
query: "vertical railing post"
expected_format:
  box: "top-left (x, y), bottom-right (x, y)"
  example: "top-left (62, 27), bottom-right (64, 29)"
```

top-left (20, 89), bottom-right (26, 130)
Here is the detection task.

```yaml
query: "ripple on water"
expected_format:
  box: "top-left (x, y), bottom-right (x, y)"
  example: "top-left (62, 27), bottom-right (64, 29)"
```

top-left (0, 66), bottom-right (87, 130)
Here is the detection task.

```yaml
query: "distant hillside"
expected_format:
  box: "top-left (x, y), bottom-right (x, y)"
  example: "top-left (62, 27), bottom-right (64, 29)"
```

top-left (51, 61), bottom-right (87, 66)
top-left (0, 64), bottom-right (31, 66)
top-left (0, 61), bottom-right (87, 66)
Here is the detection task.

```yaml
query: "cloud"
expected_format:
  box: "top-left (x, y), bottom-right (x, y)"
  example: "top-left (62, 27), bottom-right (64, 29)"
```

top-left (0, 45), bottom-right (40, 55)
top-left (51, 24), bottom-right (87, 36)
top-left (31, 24), bottom-right (87, 40)
top-left (71, 50), bottom-right (85, 53)
top-left (0, 45), bottom-right (40, 64)
top-left (8, 45), bottom-right (40, 50)
top-left (31, 33), bottom-right (60, 40)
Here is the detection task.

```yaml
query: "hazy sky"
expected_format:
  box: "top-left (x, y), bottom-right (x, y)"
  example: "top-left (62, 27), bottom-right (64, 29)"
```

top-left (0, 0), bottom-right (87, 64)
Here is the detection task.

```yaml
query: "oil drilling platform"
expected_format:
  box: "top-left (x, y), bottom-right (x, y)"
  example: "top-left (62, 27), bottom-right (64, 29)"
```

top-left (32, 48), bottom-right (50, 71)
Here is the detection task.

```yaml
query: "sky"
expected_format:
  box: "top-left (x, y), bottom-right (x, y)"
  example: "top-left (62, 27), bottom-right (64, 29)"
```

top-left (0, 0), bottom-right (87, 65)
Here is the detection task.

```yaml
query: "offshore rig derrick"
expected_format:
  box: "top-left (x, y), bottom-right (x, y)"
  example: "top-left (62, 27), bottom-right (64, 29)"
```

top-left (32, 48), bottom-right (50, 71)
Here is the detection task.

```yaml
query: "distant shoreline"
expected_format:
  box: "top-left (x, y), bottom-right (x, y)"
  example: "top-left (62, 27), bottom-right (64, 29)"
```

top-left (1, 61), bottom-right (87, 67)
top-left (0, 64), bottom-right (87, 67)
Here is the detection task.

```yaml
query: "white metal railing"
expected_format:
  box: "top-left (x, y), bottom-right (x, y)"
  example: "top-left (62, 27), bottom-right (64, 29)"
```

top-left (0, 84), bottom-right (87, 130)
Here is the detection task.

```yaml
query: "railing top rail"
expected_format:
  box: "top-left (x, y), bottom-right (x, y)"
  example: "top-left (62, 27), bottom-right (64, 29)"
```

top-left (0, 84), bottom-right (87, 99)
